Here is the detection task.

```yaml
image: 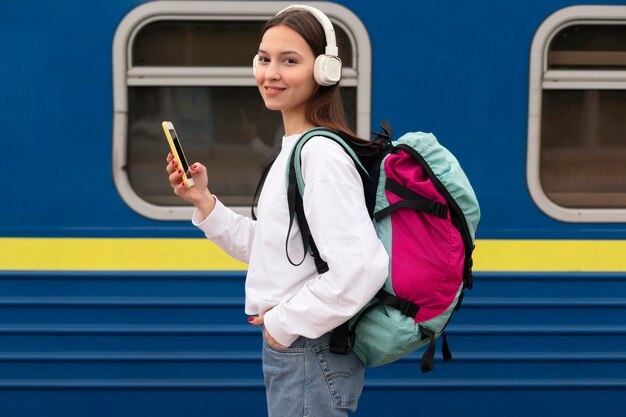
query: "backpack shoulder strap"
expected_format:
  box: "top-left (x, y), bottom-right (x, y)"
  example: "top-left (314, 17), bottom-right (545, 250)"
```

top-left (251, 157), bottom-right (276, 220)
top-left (288, 128), bottom-right (368, 195)
top-left (284, 128), bottom-right (368, 272)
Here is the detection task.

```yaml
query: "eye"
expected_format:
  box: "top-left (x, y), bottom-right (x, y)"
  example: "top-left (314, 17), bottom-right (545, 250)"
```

top-left (258, 56), bottom-right (270, 64)
top-left (283, 58), bottom-right (297, 65)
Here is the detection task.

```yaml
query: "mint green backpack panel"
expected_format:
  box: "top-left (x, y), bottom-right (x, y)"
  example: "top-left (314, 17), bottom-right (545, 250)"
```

top-left (352, 278), bottom-right (463, 367)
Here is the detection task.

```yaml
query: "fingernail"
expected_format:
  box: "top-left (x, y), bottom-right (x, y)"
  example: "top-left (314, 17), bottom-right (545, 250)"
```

top-left (247, 317), bottom-right (255, 322)
top-left (191, 164), bottom-right (197, 170)
top-left (178, 169), bottom-right (182, 174)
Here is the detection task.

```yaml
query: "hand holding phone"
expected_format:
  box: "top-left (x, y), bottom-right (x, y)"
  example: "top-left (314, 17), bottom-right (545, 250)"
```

top-left (162, 121), bottom-right (195, 187)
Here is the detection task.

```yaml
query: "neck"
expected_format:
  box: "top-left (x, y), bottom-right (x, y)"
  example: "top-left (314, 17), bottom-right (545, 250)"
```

top-left (282, 111), bottom-right (315, 136)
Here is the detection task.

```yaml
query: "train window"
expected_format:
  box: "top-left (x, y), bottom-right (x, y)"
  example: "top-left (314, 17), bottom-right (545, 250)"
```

top-left (548, 25), bottom-right (626, 70)
top-left (112, 2), bottom-right (370, 220)
top-left (132, 20), bottom-right (354, 67)
top-left (528, 6), bottom-right (626, 222)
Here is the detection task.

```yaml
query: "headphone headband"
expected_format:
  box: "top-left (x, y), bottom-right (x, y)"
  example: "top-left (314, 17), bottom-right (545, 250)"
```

top-left (276, 4), bottom-right (339, 57)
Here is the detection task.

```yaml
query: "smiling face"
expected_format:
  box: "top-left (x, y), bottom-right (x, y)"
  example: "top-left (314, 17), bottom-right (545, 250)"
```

top-left (255, 25), bottom-right (317, 127)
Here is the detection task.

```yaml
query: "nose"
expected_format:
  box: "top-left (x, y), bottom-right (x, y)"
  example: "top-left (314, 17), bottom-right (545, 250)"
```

top-left (265, 61), bottom-right (281, 80)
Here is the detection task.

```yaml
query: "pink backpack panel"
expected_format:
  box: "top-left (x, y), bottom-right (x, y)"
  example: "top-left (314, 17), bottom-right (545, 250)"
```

top-left (384, 150), bottom-right (465, 323)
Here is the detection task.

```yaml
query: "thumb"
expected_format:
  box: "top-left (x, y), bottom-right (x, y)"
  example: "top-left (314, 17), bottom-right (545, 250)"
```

top-left (188, 162), bottom-right (210, 191)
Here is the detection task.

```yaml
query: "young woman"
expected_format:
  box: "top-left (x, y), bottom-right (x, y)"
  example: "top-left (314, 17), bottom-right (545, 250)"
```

top-left (166, 5), bottom-right (388, 416)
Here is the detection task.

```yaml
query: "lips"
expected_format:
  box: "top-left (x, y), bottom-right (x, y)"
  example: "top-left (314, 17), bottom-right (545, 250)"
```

top-left (264, 85), bottom-right (286, 97)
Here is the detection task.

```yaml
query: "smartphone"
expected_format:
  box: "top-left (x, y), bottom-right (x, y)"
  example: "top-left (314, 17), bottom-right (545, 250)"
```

top-left (162, 121), bottom-right (195, 187)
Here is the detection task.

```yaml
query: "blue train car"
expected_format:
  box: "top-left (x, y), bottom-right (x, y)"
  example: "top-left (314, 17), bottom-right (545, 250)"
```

top-left (2, 1), bottom-right (626, 416)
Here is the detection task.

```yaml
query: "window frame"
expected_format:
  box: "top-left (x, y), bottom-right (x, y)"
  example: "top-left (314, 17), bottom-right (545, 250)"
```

top-left (527, 5), bottom-right (626, 223)
top-left (112, 1), bottom-right (371, 220)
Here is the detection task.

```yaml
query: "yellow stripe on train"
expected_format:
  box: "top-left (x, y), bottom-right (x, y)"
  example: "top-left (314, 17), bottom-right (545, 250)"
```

top-left (1, 238), bottom-right (626, 272)
top-left (0, 238), bottom-right (246, 271)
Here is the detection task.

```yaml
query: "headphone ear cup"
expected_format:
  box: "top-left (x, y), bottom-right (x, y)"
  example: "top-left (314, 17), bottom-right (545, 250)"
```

top-left (313, 55), bottom-right (342, 86)
top-left (252, 55), bottom-right (259, 77)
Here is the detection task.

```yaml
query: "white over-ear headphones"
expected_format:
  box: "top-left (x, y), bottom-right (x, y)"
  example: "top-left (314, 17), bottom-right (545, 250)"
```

top-left (252, 4), bottom-right (342, 86)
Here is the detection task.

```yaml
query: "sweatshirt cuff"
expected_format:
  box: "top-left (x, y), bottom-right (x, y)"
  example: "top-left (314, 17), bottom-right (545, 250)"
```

top-left (191, 196), bottom-right (228, 238)
top-left (263, 307), bottom-right (299, 347)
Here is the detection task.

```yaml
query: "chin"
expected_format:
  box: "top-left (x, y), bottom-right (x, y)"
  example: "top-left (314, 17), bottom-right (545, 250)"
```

top-left (262, 100), bottom-right (283, 111)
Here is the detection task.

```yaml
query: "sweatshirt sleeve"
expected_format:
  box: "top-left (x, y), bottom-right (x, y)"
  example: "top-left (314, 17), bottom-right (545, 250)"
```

top-left (263, 138), bottom-right (389, 347)
top-left (192, 196), bottom-right (256, 264)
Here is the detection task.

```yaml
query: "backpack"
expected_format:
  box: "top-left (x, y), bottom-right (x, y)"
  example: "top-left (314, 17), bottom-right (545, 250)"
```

top-left (284, 122), bottom-right (480, 372)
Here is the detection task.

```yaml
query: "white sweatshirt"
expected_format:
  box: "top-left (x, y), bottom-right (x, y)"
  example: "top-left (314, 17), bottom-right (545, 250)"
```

top-left (193, 133), bottom-right (389, 347)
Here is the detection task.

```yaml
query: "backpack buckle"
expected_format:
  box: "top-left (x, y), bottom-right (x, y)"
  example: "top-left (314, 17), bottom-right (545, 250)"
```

top-left (329, 323), bottom-right (353, 355)
top-left (315, 258), bottom-right (329, 274)
top-left (399, 300), bottom-right (419, 319)
top-left (431, 202), bottom-right (448, 219)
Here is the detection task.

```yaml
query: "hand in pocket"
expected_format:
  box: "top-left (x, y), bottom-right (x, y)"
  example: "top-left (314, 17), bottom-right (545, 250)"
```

top-left (248, 315), bottom-right (289, 350)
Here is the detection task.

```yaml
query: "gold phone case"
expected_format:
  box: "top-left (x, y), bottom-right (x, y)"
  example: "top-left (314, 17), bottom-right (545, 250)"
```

top-left (162, 121), bottom-right (195, 188)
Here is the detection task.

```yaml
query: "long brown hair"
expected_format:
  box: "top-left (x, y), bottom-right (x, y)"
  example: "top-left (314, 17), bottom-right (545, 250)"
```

top-left (262, 9), bottom-right (381, 152)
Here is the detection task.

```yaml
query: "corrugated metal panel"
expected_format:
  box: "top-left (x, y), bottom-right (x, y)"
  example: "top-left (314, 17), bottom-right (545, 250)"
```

top-left (0, 271), bottom-right (625, 416)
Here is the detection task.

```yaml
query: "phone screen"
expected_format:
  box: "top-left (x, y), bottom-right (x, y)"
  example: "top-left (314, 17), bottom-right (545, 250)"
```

top-left (167, 126), bottom-right (190, 174)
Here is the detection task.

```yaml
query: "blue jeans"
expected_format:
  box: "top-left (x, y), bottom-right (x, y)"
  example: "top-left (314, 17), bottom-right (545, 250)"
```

top-left (262, 330), bottom-right (365, 417)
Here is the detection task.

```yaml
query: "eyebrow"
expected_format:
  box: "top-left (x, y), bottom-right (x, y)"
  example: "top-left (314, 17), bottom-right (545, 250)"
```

top-left (257, 49), bottom-right (304, 57)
